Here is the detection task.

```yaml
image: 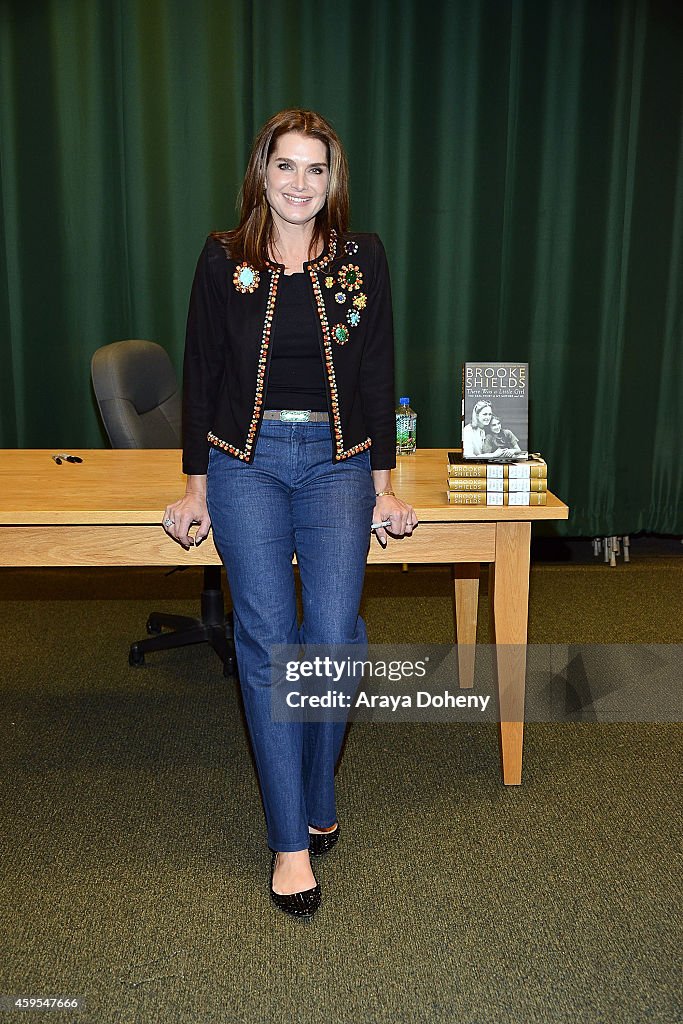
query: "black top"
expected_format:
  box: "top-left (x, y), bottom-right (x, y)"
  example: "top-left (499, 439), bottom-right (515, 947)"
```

top-left (182, 231), bottom-right (396, 472)
top-left (264, 273), bottom-right (327, 411)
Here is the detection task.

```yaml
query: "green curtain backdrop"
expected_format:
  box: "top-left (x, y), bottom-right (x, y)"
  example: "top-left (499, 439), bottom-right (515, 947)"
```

top-left (1, 0), bottom-right (681, 535)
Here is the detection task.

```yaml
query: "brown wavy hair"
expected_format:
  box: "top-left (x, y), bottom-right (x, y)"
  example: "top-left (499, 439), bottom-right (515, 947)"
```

top-left (212, 109), bottom-right (349, 269)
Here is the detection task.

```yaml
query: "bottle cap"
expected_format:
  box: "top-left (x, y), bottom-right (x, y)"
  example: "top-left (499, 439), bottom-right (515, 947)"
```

top-left (399, 397), bottom-right (410, 405)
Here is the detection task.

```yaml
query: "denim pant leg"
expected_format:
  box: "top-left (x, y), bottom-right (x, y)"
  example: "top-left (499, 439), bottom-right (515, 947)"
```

top-left (292, 434), bottom-right (376, 831)
top-left (206, 441), bottom-right (309, 853)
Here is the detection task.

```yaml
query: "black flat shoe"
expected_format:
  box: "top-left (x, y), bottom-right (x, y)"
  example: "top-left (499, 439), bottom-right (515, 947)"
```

top-left (270, 853), bottom-right (321, 919)
top-left (308, 823), bottom-right (340, 857)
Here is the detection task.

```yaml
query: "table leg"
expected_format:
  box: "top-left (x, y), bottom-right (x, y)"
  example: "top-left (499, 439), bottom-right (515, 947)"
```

top-left (452, 563), bottom-right (479, 689)
top-left (490, 522), bottom-right (531, 785)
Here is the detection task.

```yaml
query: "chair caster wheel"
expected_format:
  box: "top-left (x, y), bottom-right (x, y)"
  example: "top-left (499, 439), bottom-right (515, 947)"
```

top-left (129, 646), bottom-right (145, 667)
top-left (146, 619), bottom-right (161, 635)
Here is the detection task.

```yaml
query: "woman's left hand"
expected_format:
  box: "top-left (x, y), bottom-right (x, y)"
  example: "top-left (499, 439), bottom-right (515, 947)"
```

top-left (372, 494), bottom-right (419, 547)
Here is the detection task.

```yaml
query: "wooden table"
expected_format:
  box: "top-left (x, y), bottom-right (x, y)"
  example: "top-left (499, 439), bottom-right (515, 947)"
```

top-left (0, 449), bottom-right (569, 784)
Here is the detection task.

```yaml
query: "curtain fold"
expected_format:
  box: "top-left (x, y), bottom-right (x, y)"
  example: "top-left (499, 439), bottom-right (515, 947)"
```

top-left (1, 0), bottom-right (681, 534)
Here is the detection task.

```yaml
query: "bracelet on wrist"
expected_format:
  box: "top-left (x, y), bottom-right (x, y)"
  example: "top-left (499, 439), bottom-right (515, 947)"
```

top-left (375, 489), bottom-right (395, 498)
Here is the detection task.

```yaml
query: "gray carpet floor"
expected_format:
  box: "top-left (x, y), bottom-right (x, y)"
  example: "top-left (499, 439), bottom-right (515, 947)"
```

top-left (0, 559), bottom-right (681, 1024)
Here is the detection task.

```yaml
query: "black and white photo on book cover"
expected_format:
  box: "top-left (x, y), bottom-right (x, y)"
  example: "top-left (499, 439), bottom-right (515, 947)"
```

top-left (462, 362), bottom-right (529, 460)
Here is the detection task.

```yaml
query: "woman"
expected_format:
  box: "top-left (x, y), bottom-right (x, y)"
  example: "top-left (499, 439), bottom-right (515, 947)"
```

top-left (482, 414), bottom-right (521, 458)
top-left (163, 109), bottom-right (417, 920)
top-left (462, 400), bottom-right (492, 457)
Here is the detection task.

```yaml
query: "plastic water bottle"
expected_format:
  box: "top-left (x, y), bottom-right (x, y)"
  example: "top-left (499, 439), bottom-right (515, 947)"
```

top-left (395, 397), bottom-right (417, 455)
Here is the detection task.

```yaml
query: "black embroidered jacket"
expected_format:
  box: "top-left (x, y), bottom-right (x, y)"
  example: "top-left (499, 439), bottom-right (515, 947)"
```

top-left (181, 231), bottom-right (396, 475)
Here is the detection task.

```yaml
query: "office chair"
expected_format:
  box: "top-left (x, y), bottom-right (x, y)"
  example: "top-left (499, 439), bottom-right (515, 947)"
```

top-left (91, 339), bottom-right (236, 676)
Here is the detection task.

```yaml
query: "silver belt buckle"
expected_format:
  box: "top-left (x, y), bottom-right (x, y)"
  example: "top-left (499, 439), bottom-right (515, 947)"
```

top-left (279, 410), bottom-right (311, 423)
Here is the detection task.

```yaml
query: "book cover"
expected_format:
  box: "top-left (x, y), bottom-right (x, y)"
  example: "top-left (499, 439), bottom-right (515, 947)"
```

top-left (446, 490), bottom-right (547, 506)
top-left (447, 451), bottom-right (547, 479)
top-left (461, 362), bottom-right (528, 459)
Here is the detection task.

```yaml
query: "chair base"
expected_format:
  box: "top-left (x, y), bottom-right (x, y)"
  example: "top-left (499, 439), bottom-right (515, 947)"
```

top-left (128, 566), bottom-right (237, 677)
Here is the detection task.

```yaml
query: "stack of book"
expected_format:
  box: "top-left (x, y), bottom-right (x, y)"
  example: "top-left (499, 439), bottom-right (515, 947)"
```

top-left (446, 450), bottom-right (548, 505)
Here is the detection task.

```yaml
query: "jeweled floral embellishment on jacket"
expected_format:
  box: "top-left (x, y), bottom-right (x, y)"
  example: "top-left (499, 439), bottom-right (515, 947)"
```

top-left (338, 264), bottom-right (363, 292)
top-left (324, 276), bottom-right (335, 289)
top-left (332, 324), bottom-right (350, 345)
top-left (353, 293), bottom-right (367, 310)
top-left (233, 263), bottom-right (260, 293)
top-left (344, 240), bottom-right (359, 255)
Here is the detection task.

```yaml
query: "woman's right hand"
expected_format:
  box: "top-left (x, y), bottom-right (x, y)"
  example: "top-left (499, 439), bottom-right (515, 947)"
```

top-left (162, 477), bottom-right (211, 550)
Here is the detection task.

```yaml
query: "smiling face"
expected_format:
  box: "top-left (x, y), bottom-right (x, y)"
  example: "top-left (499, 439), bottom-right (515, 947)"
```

top-left (490, 416), bottom-right (502, 434)
top-left (264, 132), bottom-right (330, 235)
top-left (475, 404), bottom-right (493, 428)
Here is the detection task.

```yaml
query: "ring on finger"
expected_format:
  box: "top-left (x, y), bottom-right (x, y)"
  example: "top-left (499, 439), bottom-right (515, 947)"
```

top-left (163, 517), bottom-right (175, 528)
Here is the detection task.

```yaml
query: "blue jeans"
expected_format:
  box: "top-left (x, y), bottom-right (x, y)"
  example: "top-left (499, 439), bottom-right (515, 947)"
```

top-left (206, 421), bottom-right (375, 852)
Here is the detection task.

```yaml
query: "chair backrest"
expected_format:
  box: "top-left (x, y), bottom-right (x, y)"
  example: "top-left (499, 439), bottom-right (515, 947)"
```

top-left (91, 339), bottom-right (182, 449)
